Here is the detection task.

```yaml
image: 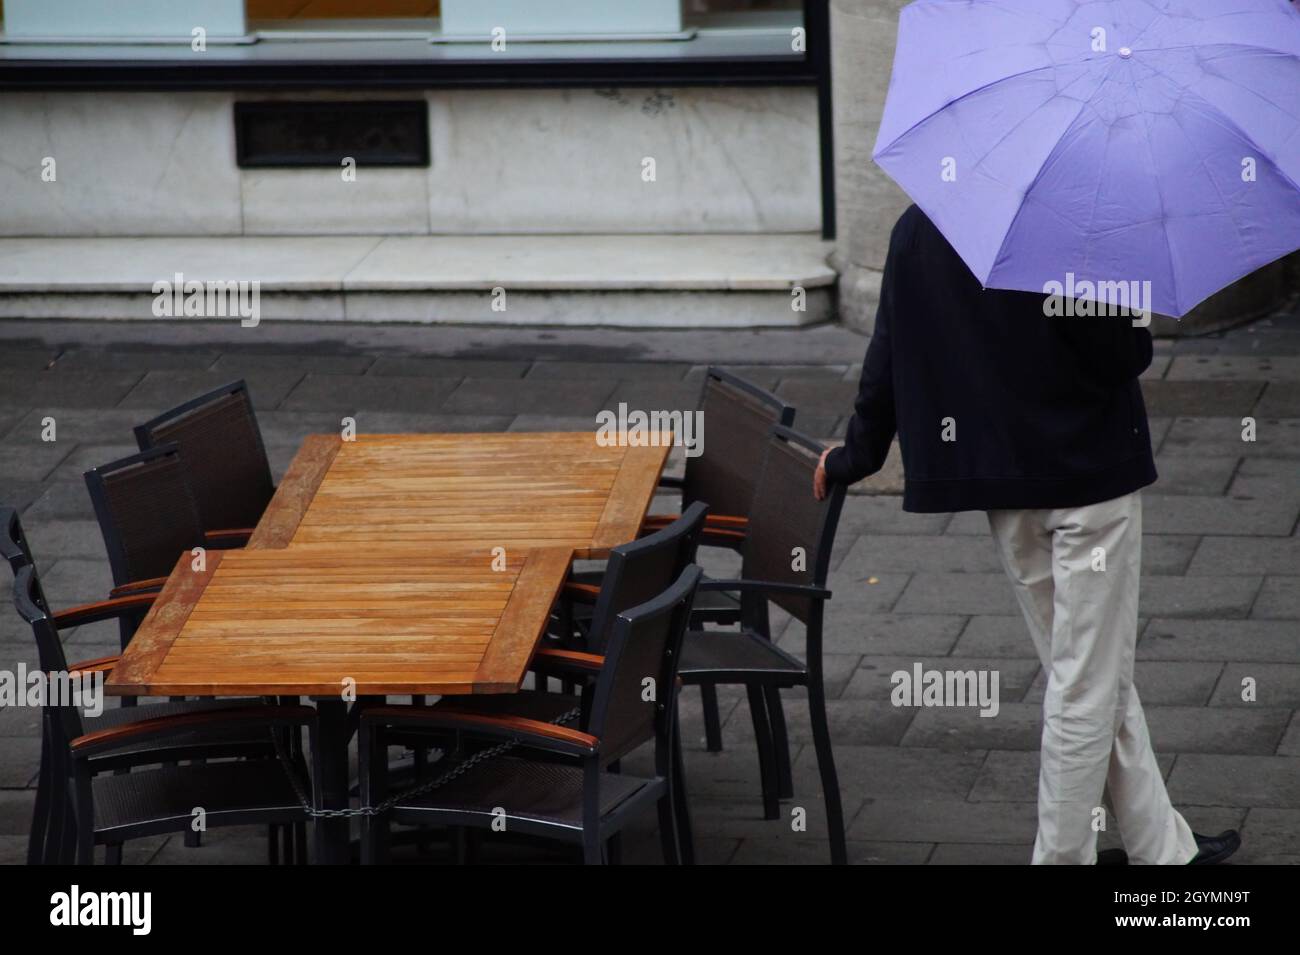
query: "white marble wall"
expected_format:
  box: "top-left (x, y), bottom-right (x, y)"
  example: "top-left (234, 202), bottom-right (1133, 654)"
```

top-left (0, 87), bottom-right (821, 236)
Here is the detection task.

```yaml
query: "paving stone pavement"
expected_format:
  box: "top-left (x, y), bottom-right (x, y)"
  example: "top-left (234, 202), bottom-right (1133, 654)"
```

top-left (0, 301), bottom-right (1296, 866)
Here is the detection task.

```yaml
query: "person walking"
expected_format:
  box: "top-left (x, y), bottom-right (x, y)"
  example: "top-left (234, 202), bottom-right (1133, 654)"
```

top-left (813, 204), bottom-right (1240, 866)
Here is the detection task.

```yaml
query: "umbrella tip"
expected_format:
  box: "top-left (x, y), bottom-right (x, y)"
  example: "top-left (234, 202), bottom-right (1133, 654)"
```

top-left (1118, 46), bottom-right (1132, 59)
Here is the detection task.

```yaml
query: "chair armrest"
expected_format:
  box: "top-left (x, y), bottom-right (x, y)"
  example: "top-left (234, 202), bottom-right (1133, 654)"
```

top-left (52, 592), bottom-right (156, 630)
top-left (362, 705), bottom-right (598, 758)
top-left (698, 578), bottom-right (832, 602)
top-left (644, 513), bottom-right (748, 529)
top-left (530, 647), bottom-right (604, 678)
top-left (657, 475), bottom-right (685, 490)
top-left (204, 528), bottom-right (254, 549)
top-left (69, 705), bottom-right (315, 759)
top-left (109, 577), bottom-right (168, 598)
top-left (67, 655), bottom-right (120, 676)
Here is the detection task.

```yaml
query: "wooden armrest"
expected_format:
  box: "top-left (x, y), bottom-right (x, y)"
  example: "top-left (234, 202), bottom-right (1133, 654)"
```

top-left (531, 647), bottom-right (604, 676)
top-left (109, 577), bottom-right (168, 598)
top-left (645, 513), bottom-right (747, 529)
top-left (363, 705), bottom-right (598, 756)
top-left (67, 655), bottom-right (120, 676)
top-left (560, 581), bottom-right (601, 604)
top-left (70, 705), bottom-right (314, 757)
top-left (52, 592), bottom-right (156, 630)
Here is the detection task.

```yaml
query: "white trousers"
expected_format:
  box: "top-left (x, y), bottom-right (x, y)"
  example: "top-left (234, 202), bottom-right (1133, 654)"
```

top-left (987, 491), bottom-right (1197, 865)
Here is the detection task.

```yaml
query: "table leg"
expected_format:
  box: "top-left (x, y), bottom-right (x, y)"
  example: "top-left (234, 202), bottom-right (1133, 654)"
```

top-left (315, 699), bottom-right (352, 865)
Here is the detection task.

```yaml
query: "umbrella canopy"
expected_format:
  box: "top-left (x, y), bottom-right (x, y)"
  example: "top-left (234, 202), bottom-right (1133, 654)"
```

top-left (873, 0), bottom-right (1300, 318)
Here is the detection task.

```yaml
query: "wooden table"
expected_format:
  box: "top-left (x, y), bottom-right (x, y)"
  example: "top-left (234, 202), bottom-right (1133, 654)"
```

top-left (105, 432), bottom-right (669, 863)
top-left (249, 432), bottom-right (669, 558)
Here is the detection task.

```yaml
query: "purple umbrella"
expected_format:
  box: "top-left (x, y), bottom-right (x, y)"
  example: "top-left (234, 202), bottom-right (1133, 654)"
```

top-left (873, 0), bottom-right (1300, 318)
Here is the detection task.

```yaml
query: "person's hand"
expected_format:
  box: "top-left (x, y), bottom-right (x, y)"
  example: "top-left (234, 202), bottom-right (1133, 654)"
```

top-left (813, 447), bottom-right (834, 501)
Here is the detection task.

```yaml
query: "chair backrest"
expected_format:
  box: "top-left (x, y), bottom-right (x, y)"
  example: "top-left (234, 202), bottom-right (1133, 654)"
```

top-left (84, 445), bottom-right (206, 588)
top-left (587, 563), bottom-right (702, 769)
top-left (133, 379), bottom-right (274, 532)
top-left (13, 566), bottom-right (84, 749)
top-left (682, 367), bottom-right (795, 520)
top-left (741, 426), bottom-right (845, 624)
top-left (0, 506), bottom-right (35, 575)
top-left (586, 501), bottom-right (708, 654)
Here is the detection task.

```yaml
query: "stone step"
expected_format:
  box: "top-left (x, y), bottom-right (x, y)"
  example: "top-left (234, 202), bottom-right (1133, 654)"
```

top-left (0, 233), bottom-right (835, 328)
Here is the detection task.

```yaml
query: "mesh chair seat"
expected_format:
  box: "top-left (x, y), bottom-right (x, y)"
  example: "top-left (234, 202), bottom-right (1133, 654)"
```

top-left (687, 586), bottom-right (742, 623)
top-left (678, 630), bottom-right (807, 684)
top-left (393, 756), bottom-right (652, 831)
top-left (93, 759), bottom-right (305, 838)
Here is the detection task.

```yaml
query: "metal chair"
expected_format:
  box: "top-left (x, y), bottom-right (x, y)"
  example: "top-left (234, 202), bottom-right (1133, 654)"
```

top-left (8, 557), bottom-right (310, 865)
top-left (360, 563), bottom-right (702, 865)
top-left (84, 445), bottom-right (223, 650)
top-left (133, 379), bottom-right (274, 542)
top-left (677, 425), bottom-right (849, 863)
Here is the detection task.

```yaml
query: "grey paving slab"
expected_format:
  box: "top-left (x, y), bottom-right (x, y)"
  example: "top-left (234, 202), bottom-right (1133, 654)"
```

top-left (1139, 618), bottom-right (1300, 662)
top-left (210, 351), bottom-right (376, 375)
top-left (833, 533), bottom-right (1003, 576)
top-left (1166, 754), bottom-right (1300, 809)
top-left (0, 405), bottom-right (159, 446)
top-left (821, 572), bottom-right (911, 615)
top-left (943, 511), bottom-right (989, 535)
top-left (43, 442), bottom-right (140, 482)
top-left (849, 797), bottom-right (1040, 845)
top-left (1241, 808), bottom-right (1300, 857)
top-left (773, 377), bottom-right (859, 416)
top-left (528, 360), bottom-right (690, 382)
top-left (603, 380), bottom-right (708, 413)
top-left (1143, 706), bottom-right (1292, 755)
top-left (927, 843), bottom-right (1030, 864)
top-left (51, 346), bottom-right (218, 372)
top-left (1250, 576), bottom-right (1300, 618)
top-left (1166, 354), bottom-right (1300, 380)
top-left (839, 496), bottom-right (951, 536)
top-left (1279, 713), bottom-right (1300, 756)
top-left (369, 356), bottom-right (529, 379)
top-left (1148, 455), bottom-right (1239, 495)
top-left (1210, 663), bottom-right (1300, 709)
top-left (893, 573), bottom-right (1020, 616)
top-left (1142, 493), bottom-right (1298, 536)
top-left (37, 557), bottom-right (114, 606)
top-left (1140, 380), bottom-right (1265, 417)
top-left (0, 345), bottom-right (58, 370)
top-left (116, 370), bottom-right (300, 412)
top-left (950, 615), bottom-right (1043, 659)
top-left (1161, 416), bottom-right (1300, 458)
top-left (720, 694), bottom-right (915, 747)
top-left (16, 518), bottom-right (110, 564)
top-left (0, 439), bottom-right (73, 482)
top-left (278, 374), bottom-right (460, 413)
top-left (788, 612), bottom-right (966, 657)
top-left (0, 370), bottom-right (143, 409)
top-left (684, 363), bottom-right (851, 390)
top-left (799, 745), bottom-right (989, 802)
top-left (20, 480), bottom-right (95, 522)
top-left (1139, 574), bottom-right (1261, 618)
top-left (843, 657), bottom-right (1041, 704)
top-left (443, 377), bottom-right (617, 416)
top-left (1187, 536), bottom-right (1300, 576)
top-left (900, 702), bottom-right (1042, 751)
top-left (1024, 661), bottom-right (1222, 706)
top-left (1256, 381), bottom-right (1300, 417)
top-left (1226, 457), bottom-right (1300, 502)
top-left (507, 414), bottom-right (603, 432)
top-left (0, 734), bottom-right (41, 788)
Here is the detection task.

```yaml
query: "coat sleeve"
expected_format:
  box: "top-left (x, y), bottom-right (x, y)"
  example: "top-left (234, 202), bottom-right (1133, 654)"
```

top-left (823, 225), bottom-right (902, 486)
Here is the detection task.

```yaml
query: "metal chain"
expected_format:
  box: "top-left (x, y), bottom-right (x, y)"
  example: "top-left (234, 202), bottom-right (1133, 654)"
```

top-left (271, 707), bottom-right (582, 820)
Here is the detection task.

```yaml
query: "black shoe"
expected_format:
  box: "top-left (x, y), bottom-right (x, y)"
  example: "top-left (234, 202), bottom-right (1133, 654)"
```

top-left (1188, 830), bottom-right (1241, 865)
top-left (1096, 848), bottom-right (1129, 866)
